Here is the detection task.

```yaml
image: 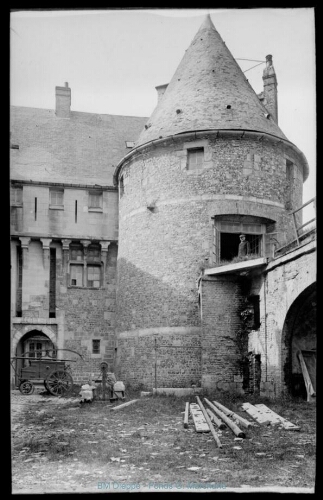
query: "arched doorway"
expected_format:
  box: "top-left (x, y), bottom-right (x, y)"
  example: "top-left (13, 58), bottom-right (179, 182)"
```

top-left (14, 330), bottom-right (56, 387)
top-left (282, 282), bottom-right (316, 399)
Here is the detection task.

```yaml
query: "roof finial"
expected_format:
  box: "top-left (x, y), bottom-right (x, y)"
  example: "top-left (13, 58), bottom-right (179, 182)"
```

top-left (200, 12), bottom-right (215, 30)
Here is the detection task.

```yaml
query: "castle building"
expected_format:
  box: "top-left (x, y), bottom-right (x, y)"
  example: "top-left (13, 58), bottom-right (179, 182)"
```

top-left (10, 15), bottom-right (316, 398)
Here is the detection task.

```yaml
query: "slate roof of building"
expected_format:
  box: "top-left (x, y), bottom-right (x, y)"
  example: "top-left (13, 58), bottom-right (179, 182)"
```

top-left (10, 106), bottom-right (147, 185)
top-left (135, 15), bottom-right (289, 147)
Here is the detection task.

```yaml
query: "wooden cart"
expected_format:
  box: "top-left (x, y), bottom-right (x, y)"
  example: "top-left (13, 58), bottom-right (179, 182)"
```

top-left (11, 349), bottom-right (83, 397)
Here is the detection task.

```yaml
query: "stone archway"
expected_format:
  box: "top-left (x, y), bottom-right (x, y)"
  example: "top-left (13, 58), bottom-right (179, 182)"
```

top-left (12, 325), bottom-right (57, 356)
top-left (12, 327), bottom-right (57, 388)
top-left (281, 282), bottom-right (316, 398)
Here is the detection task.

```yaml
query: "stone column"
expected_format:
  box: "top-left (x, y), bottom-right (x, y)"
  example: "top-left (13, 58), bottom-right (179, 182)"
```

top-left (100, 240), bottom-right (111, 267)
top-left (40, 238), bottom-right (52, 315)
top-left (19, 237), bottom-right (31, 270)
top-left (62, 239), bottom-right (72, 285)
top-left (40, 238), bottom-right (52, 270)
top-left (81, 240), bottom-right (91, 287)
top-left (18, 237), bottom-right (31, 316)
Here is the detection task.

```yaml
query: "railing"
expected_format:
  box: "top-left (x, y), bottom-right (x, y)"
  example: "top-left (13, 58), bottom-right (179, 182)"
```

top-left (274, 197), bottom-right (316, 257)
top-left (291, 197), bottom-right (316, 246)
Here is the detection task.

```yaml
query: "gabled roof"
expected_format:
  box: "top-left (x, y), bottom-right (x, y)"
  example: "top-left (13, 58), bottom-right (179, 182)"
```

top-left (10, 106), bottom-right (147, 185)
top-left (135, 14), bottom-right (288, 147)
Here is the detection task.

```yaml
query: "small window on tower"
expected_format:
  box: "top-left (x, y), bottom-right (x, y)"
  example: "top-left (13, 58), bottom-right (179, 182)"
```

top-left (92, 339), bottom-right (100, 354)
top-left (187, 148), bottom-right (204, 170)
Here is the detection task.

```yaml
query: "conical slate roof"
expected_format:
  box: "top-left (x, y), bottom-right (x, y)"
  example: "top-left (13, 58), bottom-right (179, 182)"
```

top-left (135, 15), bottom-right (288, 147)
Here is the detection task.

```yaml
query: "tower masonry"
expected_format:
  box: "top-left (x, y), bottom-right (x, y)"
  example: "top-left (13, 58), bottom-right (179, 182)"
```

top-left (114, 15), bottom-right (309, 390)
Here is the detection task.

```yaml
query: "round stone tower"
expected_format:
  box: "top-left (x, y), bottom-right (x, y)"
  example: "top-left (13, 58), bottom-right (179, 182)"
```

top-left (113, 15), bottom-right (309, 389)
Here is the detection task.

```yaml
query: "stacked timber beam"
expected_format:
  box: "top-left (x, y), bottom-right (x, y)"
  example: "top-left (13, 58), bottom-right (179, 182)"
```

top-left (183, 398), bottom-right (300, 449)
top-left (196, 396), bottom-right (222, 448)
top-left (204, 398), bottom-right (246, 438)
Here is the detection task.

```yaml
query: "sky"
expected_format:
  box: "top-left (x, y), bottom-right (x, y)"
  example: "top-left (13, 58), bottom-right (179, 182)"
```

top-left (10, 8), bottom-right (316, 219)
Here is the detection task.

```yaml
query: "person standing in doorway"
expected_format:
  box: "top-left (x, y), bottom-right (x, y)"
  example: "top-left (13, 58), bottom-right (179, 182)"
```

top-left (238, 234), bottom-right (250, 258)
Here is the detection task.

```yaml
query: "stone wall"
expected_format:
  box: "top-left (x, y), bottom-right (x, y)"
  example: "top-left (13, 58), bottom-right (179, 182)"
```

top-left (116, 327), bottom-right (201, 390)
top-left (115, 134), bottom-right (301, 387)
top-left (10, 184), bottom-right (118, 241)
top-left (248, 241), bottom-right (316, 396)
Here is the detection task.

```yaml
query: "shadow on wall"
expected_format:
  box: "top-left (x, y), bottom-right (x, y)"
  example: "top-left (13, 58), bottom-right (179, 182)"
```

top-left (115, 257), bottom-right (202, 389)
top-left (282, 282), bottom-right (316, 398)
top-left (116, 257), bottom-right (201, 331)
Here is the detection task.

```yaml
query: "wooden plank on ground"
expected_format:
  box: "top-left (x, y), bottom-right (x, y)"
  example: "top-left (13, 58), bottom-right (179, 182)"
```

top-left (254, 404), bottom-right (300, 431)
top-left (111, 399), bottom-right (138, 411)
top-left (241, 402), bottom-right (270, 425)
top-left (189, 403), bottom-right (210, 433)
top-left (184, 402), bottom-right (189, 429)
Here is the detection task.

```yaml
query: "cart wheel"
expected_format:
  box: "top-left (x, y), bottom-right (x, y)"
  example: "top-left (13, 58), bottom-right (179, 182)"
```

top-left (19, 380), bottom-right (34, 395)
top-left (46, 370), bottom-right (73, 397)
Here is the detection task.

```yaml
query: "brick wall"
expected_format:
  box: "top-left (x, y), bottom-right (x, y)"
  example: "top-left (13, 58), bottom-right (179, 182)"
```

top-left (200, 276), bottom-right (245, 389)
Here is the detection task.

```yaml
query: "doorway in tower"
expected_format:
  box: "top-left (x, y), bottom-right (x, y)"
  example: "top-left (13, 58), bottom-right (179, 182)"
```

top-left (14, 330), bottom-right (56, 387)
top-left (211, 215), bottom-right (276, 265)
top-left (282, 282), bottom-right (316, 400)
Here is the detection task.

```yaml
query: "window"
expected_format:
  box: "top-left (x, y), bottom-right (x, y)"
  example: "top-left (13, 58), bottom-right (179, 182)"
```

top-left (187, 148), bottom-right (204, 170)
top-left (87, 266), bottom-right (101, 288)
top-left (89, 191), bottom-right (103, 209)
top-left (92, 339), bottom-right (100, 354)
top-left (212, 220), bottom-right (266, 264)
top-left (49, 189), bottom-right (64, 207)
top-left (87, 244), bottom-right (101, 263)
top-left (249, 295), bottom-right (261, 330)
top-left (69, 243), bottom-right (103, 288)
top-left (11, 186), bottom-right (23, 206)
top-left (70, 264), bottom-right (83, 286)
top-left (70, 245), bottom-right (83, 261)
top-left (28, 342), bottom-right (42, 359)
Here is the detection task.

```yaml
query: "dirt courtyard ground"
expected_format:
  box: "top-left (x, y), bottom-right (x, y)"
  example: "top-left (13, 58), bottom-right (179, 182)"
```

top-left (11, 388), bottom-right (316, 494)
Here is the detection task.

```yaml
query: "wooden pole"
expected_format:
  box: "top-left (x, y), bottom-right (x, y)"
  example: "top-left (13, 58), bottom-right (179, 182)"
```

top-left (297, 351), bottom-right (315, 402)
top-left (211, 400), bottom-right (254, 428)
top-left (196, 396), bottom-right (222, 448)
top-left (204, 398), bottom-right (245, 438)
top-left (111, 399), bottom-right (138, 411)
top-left (184, 402), bottom-right (189, 429)
top-left (206, 408), bottom-right (227, 429)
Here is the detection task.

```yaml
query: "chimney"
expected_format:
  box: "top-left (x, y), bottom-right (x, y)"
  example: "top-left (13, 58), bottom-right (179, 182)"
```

top-left (55, 82), bottom-right (71, 118)
top-left (155, 84), bottom-right (168, 104)
top-left (262, 55), bottom-right (278, 123)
